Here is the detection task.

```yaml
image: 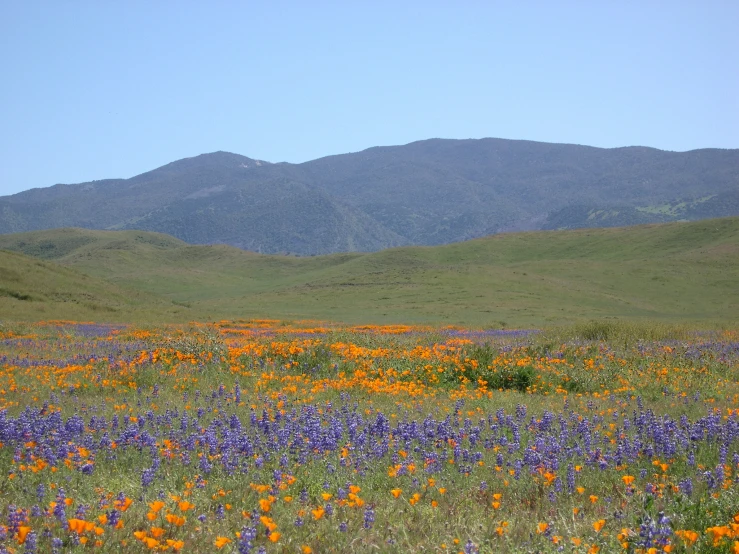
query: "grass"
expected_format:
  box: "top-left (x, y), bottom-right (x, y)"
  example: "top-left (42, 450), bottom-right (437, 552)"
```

top-left (0, 249), bottom-right (187, 322)
top-left (0, 217), bottom-right (737, 326)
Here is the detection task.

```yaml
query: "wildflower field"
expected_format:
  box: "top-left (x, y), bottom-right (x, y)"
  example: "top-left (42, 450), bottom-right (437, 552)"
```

top-left (0, 320), bottom-right (738, 553)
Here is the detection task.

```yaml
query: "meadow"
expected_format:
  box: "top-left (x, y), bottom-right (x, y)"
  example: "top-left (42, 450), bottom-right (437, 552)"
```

top-left (0, 319), bottom-right (737, 553)
top-left (2, 217), bottom-right (738, 326)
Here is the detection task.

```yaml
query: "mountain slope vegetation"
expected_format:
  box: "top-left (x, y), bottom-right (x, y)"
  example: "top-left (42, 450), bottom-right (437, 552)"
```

top-left (2, 218), bottom-right (737, 326)
top-left (1, 139), bottom-right (737, 254)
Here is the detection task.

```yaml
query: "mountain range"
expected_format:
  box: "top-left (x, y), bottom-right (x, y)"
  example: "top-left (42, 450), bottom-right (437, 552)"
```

top-left (2, 138), bottom-right (738, 254)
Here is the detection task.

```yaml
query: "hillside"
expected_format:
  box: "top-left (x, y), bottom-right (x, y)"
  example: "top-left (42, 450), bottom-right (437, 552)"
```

top-left (2, 218), bottom-right (737, 326)
top-left (0, 247), bottom-right (188, 322)
top-left (1, 139), bottom-right (737, 254)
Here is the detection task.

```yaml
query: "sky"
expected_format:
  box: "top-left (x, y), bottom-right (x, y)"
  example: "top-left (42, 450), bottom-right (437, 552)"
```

top-left (1, 1), bottom-right (738, 196)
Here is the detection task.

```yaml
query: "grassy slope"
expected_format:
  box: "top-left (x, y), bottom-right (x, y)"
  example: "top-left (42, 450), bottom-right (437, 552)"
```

top-left (0, 246), bottom-right (190, 322)
top-left (0, 219), bottom-right (737, 326)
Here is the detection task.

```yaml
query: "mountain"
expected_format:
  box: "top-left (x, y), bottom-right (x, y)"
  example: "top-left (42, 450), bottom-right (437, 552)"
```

top-left (1, 139), bottom-right (738, 254)
top-left (2, 218), bottom-right (737, 326)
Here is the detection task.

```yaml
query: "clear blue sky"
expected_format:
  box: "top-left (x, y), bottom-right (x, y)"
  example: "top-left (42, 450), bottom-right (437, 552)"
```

top-left (2, 1), bottom-right (737, 195)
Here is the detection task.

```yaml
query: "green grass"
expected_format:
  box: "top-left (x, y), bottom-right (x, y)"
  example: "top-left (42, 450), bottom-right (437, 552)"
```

top-left (0, 247), bottom-right (189, 321)
top-left (1, 218), bottom-right (738, 326)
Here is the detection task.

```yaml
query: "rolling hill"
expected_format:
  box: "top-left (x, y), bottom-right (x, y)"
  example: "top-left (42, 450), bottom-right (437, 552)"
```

top-left (1, 139), bottom-right (737, 254)
top-left (2, 218), bottom-right (737, 326)
top-left (0, 247), bottom-right (188, 322)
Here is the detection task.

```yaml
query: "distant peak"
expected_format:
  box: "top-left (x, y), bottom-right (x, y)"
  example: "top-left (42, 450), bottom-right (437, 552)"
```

top-left (141, 151), bottom-right (272, 176)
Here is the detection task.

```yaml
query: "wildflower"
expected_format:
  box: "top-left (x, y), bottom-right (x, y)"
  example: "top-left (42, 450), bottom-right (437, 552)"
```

top-left (391, 489), bottom-right (402, 498)
top-left (148, 501), bottom-right (165, 514)
top-left (17, 526), bottom-right (32, 544)
top-left (166, 514), bottom-right (186, 526)
top-left (363, 506), bottom-right (375, 529)
top-left (214, 536), bottom-right (231, 548)
top-left (675, 530), bottom-right (698, 545)
top-left (178, 501), bottom-right (194, 512)
top-left (593, 519), bottom-right (606, 533)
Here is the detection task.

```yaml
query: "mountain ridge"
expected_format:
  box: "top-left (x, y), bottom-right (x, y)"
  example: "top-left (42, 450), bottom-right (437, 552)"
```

top-left (2, 138), bottom-right (737, 254)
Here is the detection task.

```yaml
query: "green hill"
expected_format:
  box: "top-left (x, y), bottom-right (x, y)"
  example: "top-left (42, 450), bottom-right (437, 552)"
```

top-left (0, 246), bottom-right (189, 322)
top-left (1, 218), bottom-right (737, 326)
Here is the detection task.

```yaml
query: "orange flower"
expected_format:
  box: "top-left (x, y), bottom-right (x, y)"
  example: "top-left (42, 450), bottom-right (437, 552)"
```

top-left (593, 519), bottom-right (606, 533)
top-left (537, 522), bottom-right (548, 534)
top-left (166, 514), bottom-right (186, 526)
top-left (16, 526), bottom-right (31, 544)
top-left (115, 497), bottom-right (133, 511)
top-left (321, 493), bottom-right (332, 501)
top-left (269, 532), bottom-right (281, 542)
top-left (214, 537), bottom-right (231, 549)
top-left (391, 489), bottom-right (402, 498)
top-left (150, 527), bottom-right (165, 539)
top-left (260, 516), bottom-right (277, 532)
top-left (622, 475), bottom-right (635, 485)
top-left (178, 501), bottom-right (194, 512)
top-left (144, 537), bottom-right (159, 549)
top-left (259, 498), bottom-right (272, 512)
top-left (675, 530), bottom-right (698, 545)
top-left (67, 519), bottom-right (94, 534)
top-left (589, 495), bottom-right (599, 504)
top-left (302, 546), bottom-right (313, 554)
top-left (166, 539), bottom-right (185, 551)
top-left (148, 501), bottom-right (165, 513)
top-left (312, 508), bottom-right (325, 520)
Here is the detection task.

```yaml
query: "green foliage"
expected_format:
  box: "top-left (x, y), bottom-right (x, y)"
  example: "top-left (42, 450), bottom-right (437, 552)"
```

top-left (566, 320), bottom-right (693, 343)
